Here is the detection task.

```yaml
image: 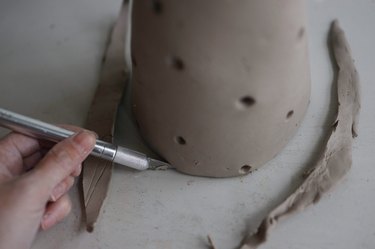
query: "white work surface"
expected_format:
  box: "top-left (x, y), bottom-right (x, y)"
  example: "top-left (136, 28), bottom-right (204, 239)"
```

top-left (0, 1), bottom-right (374, 248)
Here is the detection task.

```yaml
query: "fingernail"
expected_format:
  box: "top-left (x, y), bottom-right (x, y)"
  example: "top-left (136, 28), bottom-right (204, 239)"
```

top-left (51, 181), bottom-right (66, 201)
top-left (72, 131), bottom-right (96, 154)
top-left (42, 213), bottom-right (55, 230)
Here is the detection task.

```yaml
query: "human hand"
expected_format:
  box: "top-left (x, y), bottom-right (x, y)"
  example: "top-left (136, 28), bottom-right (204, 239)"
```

top-left (0, 129), bottom-right (96, 249)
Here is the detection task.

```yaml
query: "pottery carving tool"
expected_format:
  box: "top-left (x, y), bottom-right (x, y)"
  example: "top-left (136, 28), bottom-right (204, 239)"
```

top-left (0, 108), bottom-right (171, 170)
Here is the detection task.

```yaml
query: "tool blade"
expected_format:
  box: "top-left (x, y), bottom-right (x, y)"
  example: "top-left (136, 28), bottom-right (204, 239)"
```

top-left (147, 158), bottom-right (174, 170)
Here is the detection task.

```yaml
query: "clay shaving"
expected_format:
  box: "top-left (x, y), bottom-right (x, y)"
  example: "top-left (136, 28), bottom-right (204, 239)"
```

top-left (207, 235), bottom-right (217, 249)
top-left (82, 2), bottom-right (129, 231)
top-left (237, 20), bottom-right (360, 249)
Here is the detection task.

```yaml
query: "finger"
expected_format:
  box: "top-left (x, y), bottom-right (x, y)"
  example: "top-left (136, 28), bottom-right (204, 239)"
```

top-left (50, 176), bottom-right (75, 201)
top-left (38, 125), bottom-right (96, 152)
top-left (0, 132), bottom-right (41, 157)
top-left (41, 194), bottom-right (72, 230)
top-left (58, 125), bottom-right (98, 140)
top-left (23, 151), bottom-right (43, 171)
top-left (0, 133), bottom-right (41, 175)
top-left (30, 131), bottom-right (96, 196)
top-left (72, 164), bottom-right (82, 177)
top-left (37, 124), bottom-right (87, 149)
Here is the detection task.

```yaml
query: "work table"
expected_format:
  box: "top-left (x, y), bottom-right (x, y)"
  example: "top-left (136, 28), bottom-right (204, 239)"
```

top-left (0, 1), bottom-right (374, 248)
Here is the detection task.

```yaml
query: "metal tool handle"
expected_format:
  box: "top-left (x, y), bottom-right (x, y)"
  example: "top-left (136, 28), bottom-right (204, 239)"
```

top-left (0, 108), bottom-right (117, 161)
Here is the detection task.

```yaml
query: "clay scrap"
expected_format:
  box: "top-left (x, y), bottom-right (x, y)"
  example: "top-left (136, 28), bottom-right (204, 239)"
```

top-left (237, 20), bottom-right (360, 249)
top-left (81, 2), bottom-right (130, 231)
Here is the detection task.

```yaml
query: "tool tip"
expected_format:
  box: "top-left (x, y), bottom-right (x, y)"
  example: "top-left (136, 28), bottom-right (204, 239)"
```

top-left (147, 158), bottom-right (173, 170)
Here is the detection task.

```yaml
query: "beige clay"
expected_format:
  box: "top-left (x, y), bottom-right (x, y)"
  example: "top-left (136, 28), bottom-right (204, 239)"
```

top-left (238, 20), bottom-right (360, 249)
top-left (82, 2), bottom-right (130, 231)
top-left (131, 0), bottom-right (311, 177)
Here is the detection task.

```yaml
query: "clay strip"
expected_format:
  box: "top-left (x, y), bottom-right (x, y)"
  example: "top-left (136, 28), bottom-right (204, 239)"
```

top-left (238, 20), bottom-right (360, 249)
top-left (81, 1), bottom-right (130, 232)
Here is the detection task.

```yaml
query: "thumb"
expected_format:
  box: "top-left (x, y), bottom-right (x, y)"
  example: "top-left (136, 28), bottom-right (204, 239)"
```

top-left (30, 130), bottom-right (96, 198)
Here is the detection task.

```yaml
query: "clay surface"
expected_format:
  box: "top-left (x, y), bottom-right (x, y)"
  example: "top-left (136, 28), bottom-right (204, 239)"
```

top-left (131, 0), bottom-right (311, 177)
top-left (238, 20), bottom-right (360, 249)
top-left (81, 2), bottom-right (130, 231)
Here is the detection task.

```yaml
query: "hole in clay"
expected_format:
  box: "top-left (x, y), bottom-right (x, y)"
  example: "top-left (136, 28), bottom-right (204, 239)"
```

top-left (87, 225), bottom-right (94, 233)
top-left (175, 136), bottom-right (186, 145)
top-left (152, 0), bottom-right (163, 14)
top-left (297, 27), bottom-right (305, 40)
top-left (286, 110), bottom-right (294, 119)
top-left (168, 56), bottom-right (185, 71)
top-left (239, 165), bottom-right (252, 174)
top-left (239, 96), bottom-right (256, 108)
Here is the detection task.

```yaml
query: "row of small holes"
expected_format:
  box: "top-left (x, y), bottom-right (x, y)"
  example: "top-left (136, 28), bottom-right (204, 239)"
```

top-left (174, 135), bottom-right (252, 174)
top-left (239, 96), bottom-right (294, 119)
top-left (134, 59), bottom-right (293, 120)
top-left (173, 135), bottom-right (252, 174)
top-left (172, 111), bottom-right (295, 146)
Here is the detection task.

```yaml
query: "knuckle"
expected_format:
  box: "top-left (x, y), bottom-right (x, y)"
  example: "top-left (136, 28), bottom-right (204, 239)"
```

top-left (64, 139), bottom-right (84, 161)
top-left (48, 146), bottom-right (67, 164)
top-left (49, 140), bottom-right (82, 166)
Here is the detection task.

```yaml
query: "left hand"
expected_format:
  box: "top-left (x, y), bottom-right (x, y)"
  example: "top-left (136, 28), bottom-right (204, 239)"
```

top-left (0, 129), bottom-right (96, 249)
